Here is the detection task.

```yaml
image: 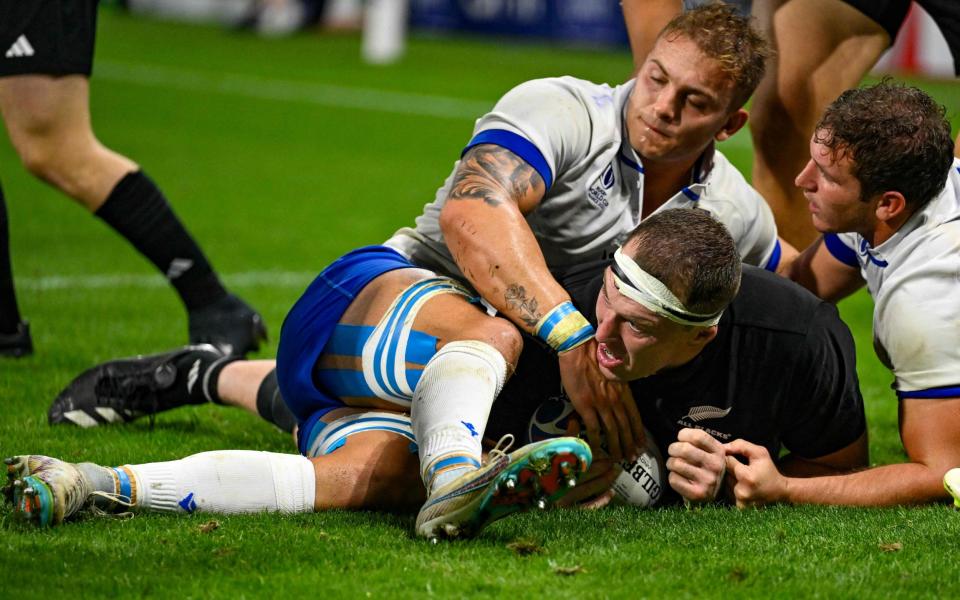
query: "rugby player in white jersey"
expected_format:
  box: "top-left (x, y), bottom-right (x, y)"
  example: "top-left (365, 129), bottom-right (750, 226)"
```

top-left (722, 82), bottom-right (960, 507)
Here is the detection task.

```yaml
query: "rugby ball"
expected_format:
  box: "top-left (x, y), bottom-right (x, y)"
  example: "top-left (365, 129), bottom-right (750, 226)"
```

top-left (612, 435), bottom-right (665, 508)
top-left (528, 396), bottom-right (665, 507)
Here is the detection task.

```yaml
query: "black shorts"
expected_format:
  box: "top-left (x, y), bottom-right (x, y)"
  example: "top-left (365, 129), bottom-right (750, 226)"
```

top-left (842, 0), bottom-right (960, 75)
top-left (0, 0), bottom-right (99, 78)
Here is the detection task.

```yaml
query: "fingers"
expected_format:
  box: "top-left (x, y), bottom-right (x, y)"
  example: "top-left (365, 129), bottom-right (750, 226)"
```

top-left (577, 406), bottom-right (603, 455)
top-left (557, 457), bottom-right (616, 507)
top-left (676, 427), bottom-right (724, 453)
top-left (666, 428), bottom-right (726, 503)
top-left (622, 386), bottom-right (646, 450)
top-left (600, 402), bottom-right (624, 462)
top-left (579, 488), bottom-right (616, 510)
top-left (725, 454), bottom-right (747, 479)
top-left (724, 438), bottom-right (764, 459)
top-left (722, 451), bottom-right (780, 508)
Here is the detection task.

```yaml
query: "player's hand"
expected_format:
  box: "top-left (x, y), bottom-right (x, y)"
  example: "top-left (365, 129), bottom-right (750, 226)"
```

top-left (666, 428), bottom-right (726, 504)
top-left (723, 439), bottom-right (787, 508)
top-left (558, 338), bottom-right (643, 462)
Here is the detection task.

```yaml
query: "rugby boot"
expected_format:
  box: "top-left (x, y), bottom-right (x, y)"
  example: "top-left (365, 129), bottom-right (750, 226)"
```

top-left (0, 320), bottom-right (32, 358)
top-left (945, 468), bottom-right (960, 509)
top-left (415, 437), bottom-right (592, 541)
top-left (188, 292), bottom-right (267, 357)
top-left (48, 344), bottom-right (224, 427)
top-left (3, 455), bottom-right (93, 527)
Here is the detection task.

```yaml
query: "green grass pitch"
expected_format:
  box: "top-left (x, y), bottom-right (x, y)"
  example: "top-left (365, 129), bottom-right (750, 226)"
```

top-left (2, 9), bottom-right (960, 597)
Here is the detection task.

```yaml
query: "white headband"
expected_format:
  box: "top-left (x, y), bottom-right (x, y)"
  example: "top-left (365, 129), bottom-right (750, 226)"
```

top-left (611, 248), bottom-right (723, 327)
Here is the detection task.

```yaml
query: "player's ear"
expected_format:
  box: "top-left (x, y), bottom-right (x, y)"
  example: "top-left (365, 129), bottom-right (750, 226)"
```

top-left (715, 108), bottom-right (748, 142)
top-left (692, 325), bottom-right (718, 347)
top-left (875, 190), bottom-right (908, 223)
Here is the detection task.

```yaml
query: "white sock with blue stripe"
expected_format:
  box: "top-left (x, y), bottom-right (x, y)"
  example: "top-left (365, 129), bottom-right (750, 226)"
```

top-left (412, 340), bottom-right (507, 493)
top-left (123, 451), bottom-right (316, 514)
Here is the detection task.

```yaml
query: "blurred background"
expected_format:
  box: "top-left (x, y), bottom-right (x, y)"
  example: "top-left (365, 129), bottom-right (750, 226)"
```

top-left (116, 0), bottom-right (955, 75)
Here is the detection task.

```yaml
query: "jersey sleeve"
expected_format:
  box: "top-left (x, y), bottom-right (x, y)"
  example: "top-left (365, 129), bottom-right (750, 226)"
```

top-left (877, 247), bottom-right (960, 398)
top-left (462, 78), bottom-right (597, 192)
top-left (823, 233), bottom-right (860, 267)
top-left (779, 302), bottom-right (867, 458)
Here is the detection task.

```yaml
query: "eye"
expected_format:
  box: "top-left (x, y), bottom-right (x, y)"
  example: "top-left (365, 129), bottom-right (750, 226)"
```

top-left (626, 321), bottom-right (645, 333)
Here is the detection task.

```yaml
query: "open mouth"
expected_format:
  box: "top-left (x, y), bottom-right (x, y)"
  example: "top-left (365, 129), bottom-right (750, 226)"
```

top-left (596, 342), bottom-right (625, 369)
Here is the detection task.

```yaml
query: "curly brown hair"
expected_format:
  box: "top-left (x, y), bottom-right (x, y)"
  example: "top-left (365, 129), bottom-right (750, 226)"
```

top-left (815, 81), bottom-right (954, 210)
top-left (659, 2), bottom-right (772, 110)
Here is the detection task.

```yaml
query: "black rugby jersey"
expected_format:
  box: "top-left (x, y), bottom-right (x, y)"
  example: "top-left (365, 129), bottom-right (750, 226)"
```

top-left (488, 263), bottom-right (866, 471)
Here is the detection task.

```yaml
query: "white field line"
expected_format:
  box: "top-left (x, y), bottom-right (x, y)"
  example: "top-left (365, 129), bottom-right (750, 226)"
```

top-left (93, 60), bottom-right (755, 153)
top-left (17, 271), bottom-right (316, 292)
top-left (95, 60), bottom-right (494, 120)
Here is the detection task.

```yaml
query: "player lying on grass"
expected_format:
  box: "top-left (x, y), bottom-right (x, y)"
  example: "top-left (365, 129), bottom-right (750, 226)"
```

top-left (9, 236), bottom-right (598, 538)
top-left (16, 210), bottom-right (868, 526)
top-left (726, 82), bottom-right (960, 507)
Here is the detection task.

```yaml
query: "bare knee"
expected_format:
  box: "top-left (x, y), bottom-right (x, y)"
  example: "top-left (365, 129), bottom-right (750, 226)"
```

top-left (449, 315), bottom-right (523, 369)
top-left (480, 317), bottom-right (523, 368)
top-left (14, 137), bottom-right (59, 183)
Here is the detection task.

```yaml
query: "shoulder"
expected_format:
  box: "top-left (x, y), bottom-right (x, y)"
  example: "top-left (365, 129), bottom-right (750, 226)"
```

top-left (492, 77), bottom-right (616, 118)
top-left (728, 266), bottom-right (828, 335)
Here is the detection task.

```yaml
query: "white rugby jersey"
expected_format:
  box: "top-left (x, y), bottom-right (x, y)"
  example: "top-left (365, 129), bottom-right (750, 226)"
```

top-left (384, 76), bottom-right (780, 279)
top-left (824, 159), bottom-right (960, 398)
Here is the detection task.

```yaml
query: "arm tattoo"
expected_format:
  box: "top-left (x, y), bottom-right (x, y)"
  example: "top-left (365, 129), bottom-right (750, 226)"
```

top-left (505, 283), bottom-right (542, 328)
top-left (448, 145), bottom-right (544, 208)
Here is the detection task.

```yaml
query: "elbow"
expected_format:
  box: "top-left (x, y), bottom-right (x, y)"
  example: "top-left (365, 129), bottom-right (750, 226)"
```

top-left (438, 204), bottom-right (471, 243)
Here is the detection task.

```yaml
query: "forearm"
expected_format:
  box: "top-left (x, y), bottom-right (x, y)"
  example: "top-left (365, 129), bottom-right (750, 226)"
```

top-left (778, 456), bottom-right (857, 478)
top-left (782, 461), bottom-right (950, 506)
top-left (441, 144), bottom-right (573, 335)
top-left (787, 237), bottom-right (863, 302)
top-left (443, 202), bottom-right (570, 333)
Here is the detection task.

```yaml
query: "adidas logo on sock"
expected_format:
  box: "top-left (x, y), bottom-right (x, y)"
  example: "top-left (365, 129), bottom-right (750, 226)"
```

top-left (187, 359), bottom-right (201, 395)
top-left (5, 35), bottom-right (35, 58)
top-left (166, 258), bottom-right (194, 279)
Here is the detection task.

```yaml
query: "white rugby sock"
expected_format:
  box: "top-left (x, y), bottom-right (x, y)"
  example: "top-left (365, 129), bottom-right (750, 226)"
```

top-left (412, 340), bottom-right (507, 493)
top-left (122, 451), bottom-right (315, 515)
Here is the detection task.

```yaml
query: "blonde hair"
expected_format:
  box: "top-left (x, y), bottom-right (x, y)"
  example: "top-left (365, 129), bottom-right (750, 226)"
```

top-left (659, 2), bottom-right (772, 109)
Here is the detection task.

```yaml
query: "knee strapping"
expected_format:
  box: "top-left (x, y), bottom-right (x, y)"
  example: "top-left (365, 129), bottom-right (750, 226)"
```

top-left (301, 411), bottom-right (416, 458)
top-left (359, 277), bottom-right (472, 406)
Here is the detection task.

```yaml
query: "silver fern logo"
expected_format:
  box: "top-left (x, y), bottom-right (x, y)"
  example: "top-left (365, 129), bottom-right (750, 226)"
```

top-left (684, 405), bottom-right (732, 422)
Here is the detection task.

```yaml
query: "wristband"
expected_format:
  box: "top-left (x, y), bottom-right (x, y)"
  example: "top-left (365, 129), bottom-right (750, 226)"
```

top-left (535, 301), bottom-right (595, 354)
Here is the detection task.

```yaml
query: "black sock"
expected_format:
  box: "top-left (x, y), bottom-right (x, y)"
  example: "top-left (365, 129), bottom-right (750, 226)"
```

top-left (256, 369), bottom-right (298, 433)
top-left (0, 181), bottom-right (23, 334)
top-left (95, 171), bottom-right (227, 310)
top-left (172, 348), bottom-right (239, 405)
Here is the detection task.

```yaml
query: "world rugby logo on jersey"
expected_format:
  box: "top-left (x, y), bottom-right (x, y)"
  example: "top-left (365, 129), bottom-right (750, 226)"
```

top-left (587, 163), bottom-right (615, 209)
